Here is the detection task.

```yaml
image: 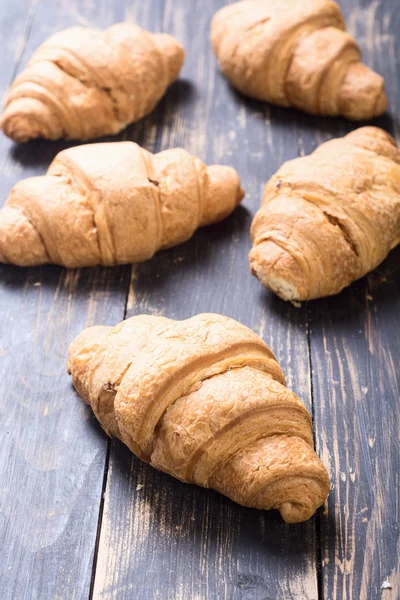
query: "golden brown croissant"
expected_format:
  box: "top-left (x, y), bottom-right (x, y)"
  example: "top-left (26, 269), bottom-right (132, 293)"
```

top-left (67, 313), bottom-right (330, 523)
top-left (0, 142), bottom-right (244, 268)
top-left (211, 0), bottom-right (387, 120)
top-left (250, 127), bottom-right (400, 302)
top-left (1, 23), bottom-right (185, 142)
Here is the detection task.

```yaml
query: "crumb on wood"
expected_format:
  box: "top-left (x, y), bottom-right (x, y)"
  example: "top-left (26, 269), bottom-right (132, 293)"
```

top-left (136, 484), bottom-right (143, 491)
top-left (33, 282), bottom-right (41, 287)
top-left (381, 581), bottom-right (392, 590)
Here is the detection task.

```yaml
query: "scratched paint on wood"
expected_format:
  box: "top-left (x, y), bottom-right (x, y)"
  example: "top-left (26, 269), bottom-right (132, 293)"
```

top-left (0, 0), bottom-right (399, 599)
top-left (0, 1), bottom-right (132, 598)
top-left (91, 1), bottom-right (319, 599)
top-left (298, 1), bottom-right (400, 599)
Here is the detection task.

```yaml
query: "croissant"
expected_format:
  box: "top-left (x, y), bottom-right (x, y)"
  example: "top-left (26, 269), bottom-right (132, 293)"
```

top-left (211, 0), bottom-right (387, 120)
top-left (67, 313), bottom-right (330, 523)
top-left (250, 127), bottom-right (400, 302)
top-left (0, 142), bottom-right (244, 268)
top-left (1, 23), bottom-right (185, 142)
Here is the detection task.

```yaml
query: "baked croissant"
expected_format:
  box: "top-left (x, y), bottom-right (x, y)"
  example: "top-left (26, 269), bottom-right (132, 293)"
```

top-left (67, 313), bottom-right (330, 523)
top-left (250, 127), bottom-right (400, 302)
top-left (211, 0), bottom-right (387, 120)
top-left (1, 23), bottom-right (185, 142)
top-left (0, 142), bottom-right (244, 267)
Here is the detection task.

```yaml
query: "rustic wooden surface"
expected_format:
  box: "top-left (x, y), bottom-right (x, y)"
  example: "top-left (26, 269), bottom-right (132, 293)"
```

top-left (0, 1), bottom-right (399, 599)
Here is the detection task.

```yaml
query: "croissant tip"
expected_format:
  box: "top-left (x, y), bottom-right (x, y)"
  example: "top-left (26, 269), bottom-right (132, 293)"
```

top-left (1, 115), bottom-right (32, 143)
top-left (203, 164), bottom-right (244, 224)
top-left (1, 104), bottom-right (53, 143)
top-left (155, 33), bottom-right (186, 82)
top-left (340, 63), bottom-right (388, 120)
top-left (249, 244), bottom-right (302, 303)
top-left (279, 501), bottom-right (317, 524)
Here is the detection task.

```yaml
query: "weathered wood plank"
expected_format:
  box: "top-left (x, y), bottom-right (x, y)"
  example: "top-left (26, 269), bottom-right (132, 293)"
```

top-left (91, 1), bottom-right (319, 599)
top-left (3, 0), bottom-right (399, 598)
top-left (0, 0), bottom-right (35, 94)
top-left (309, 252), bottom-right (400, 600)
top-left (0, 1), bottom-right (135, 598)
top-left (299, 0), bottom-right (400, 598)
top-left (0, 0), bottom-right (37, 162)
top-left (0, 266), bottom-right (129, 600)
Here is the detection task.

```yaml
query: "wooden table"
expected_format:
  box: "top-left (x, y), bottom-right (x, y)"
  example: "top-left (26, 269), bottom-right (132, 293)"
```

top-left (0, 1), bottom-right (399, 598)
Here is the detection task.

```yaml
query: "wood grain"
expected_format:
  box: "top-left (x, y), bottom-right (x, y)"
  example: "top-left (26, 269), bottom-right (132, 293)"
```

top-left (1, 0), bottom-right (399, 599)
top-left (0, 1), bottom-right (131, 598)
top-left (91, 1), bottom-right (319, 599)
top-left (297, 1), bottom-right (400, 598)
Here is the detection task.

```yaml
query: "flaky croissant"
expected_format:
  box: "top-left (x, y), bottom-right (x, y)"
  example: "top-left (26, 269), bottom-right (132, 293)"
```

top-left (1, 23), bottom-right (185, 142)
top-left (211, 0), bottom-right (387, 120)
top-left (0, 142), bottom-right (243, 268)
top-left (250, 127), bottom-right (400, 302)
top-left (68, 313), bottom-right (330, 523)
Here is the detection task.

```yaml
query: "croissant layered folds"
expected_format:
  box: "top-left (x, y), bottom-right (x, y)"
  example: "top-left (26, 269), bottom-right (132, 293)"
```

top-left (0, 142), bottom-right (244, 268)
top-left (250, 127), bottom-right (400, 301)
top-left (211, 0), bottom-right (387, 120)
top-left (68, 313), bottom-right (330, 523)
top-left (1, 23), bottom-right (185, 142)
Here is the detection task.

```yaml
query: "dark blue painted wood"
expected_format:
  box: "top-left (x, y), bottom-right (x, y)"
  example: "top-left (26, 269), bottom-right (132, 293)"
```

top-left (297, 1), bottom-right (400, 598)
top-left (0, 0), bottom-right (398, 598)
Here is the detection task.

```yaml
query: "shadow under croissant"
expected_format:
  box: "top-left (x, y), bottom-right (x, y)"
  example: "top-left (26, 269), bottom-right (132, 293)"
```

top-left (129, 205), bottom-right (251, 306)
top-left (262, 245), bottom-right (400, 329)
top-left (225, 82), bottom-right (399, 140)
top-left (9, 78), bottom-right (196, 168)
top-left (0, 204), bottom-right (250, 295)
top-left (90, 428), bottom-right (327, 564)
top-left (0, 261), bottom-right (131, 297)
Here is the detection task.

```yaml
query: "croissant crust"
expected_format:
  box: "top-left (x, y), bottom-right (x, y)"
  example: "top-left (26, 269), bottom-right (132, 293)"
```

top-left (211, 0), bottom-right (387, 120)
top-left (68, 313), bottom-right (330, 523)
top-left (1, 23), bottom-right (185, 142)
top-left (0, 141), bottom-right (244, 268)
top-left (250, 127), bottom-right (400, 301)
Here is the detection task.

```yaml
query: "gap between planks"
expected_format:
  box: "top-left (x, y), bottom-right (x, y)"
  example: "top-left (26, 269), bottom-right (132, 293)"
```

top-left (87, 4), bottom-right (170, 598)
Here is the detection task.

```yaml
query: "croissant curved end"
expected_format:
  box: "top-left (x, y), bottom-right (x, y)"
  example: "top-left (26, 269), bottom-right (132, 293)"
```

top-left (0, 201), bottom-right (49, 266)
top-left (345, 126), bottom-right (400, 161)
top-left (339, 63), bottom-right (387, 120)
top-left (1, 111), bottom-right (34, 143)
top-left (154, 33), bottom-right (186, 83)
top-left (279, 500), bottom-right (319, 524)
top-left (276, 476), bottom-right (329, 523)
top-left (1, 97), bottom-right (62, 143)
top-left (203, 164), bottom-right (245, 225)
top-left (249, 240), bottom-right (304, 303)
top-left (67, 326), bottom-right (108, 374)
top-left (275, 471), bottom-right (330, 523)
